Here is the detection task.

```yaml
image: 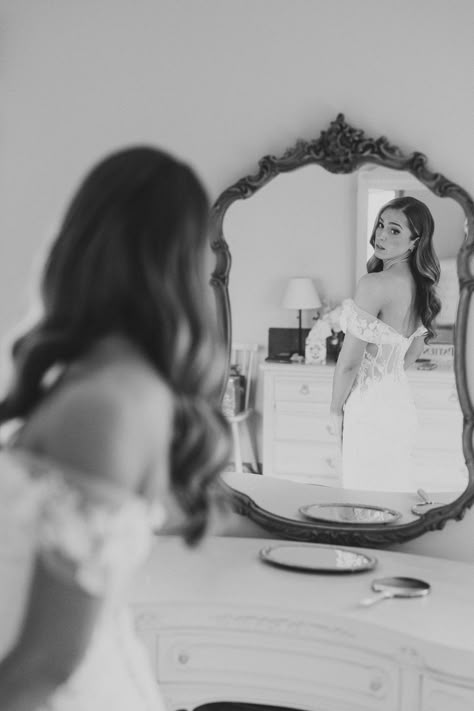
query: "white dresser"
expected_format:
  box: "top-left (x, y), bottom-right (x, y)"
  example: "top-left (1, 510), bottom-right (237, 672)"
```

top-left (132, 535), bottom-right (474, 711)
top-left (261, 362), bottom-right (465, 491)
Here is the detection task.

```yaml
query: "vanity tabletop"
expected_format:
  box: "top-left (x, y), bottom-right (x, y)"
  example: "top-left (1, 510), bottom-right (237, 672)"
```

top-left (220, 471), bottom-right (460, 526)
top-left (131, 535), bottom-right (474, 676)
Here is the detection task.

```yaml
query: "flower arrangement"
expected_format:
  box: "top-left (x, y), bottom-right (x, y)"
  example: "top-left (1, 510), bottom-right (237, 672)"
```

top-left (305, 300), bottom-right (344, 364)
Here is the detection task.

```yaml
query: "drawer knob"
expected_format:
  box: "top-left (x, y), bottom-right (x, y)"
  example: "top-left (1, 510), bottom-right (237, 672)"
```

top-left (370, 676), bottom-right (384, 692)
top-left (449, 390), bottom-right (458, 402)
top-left (178, 652), bottom-right (190, 664)
top-left (299, 384), bottom-right (310, 395)
top-left (325, 457), bottom-right (335, 469)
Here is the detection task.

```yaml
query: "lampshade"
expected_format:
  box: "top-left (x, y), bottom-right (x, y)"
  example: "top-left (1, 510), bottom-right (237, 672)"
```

top-left (282, 277), bottom-right (321, 310)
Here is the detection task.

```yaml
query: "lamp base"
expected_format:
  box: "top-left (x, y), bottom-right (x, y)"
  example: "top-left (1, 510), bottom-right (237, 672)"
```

top-left (297, 309), bottom-right (303, 357)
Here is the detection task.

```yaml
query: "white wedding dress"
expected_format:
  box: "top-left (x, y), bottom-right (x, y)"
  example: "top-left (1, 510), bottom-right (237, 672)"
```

top-left (340, 298), bottom-right (427, 492)
top-left (0, 447), bottom-right (167, 710)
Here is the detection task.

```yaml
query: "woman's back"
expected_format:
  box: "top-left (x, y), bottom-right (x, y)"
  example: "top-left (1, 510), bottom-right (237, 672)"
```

top-left (17, 334), bottom-right (192, 528)
top-left (373, 268), bottom-right (421, 338)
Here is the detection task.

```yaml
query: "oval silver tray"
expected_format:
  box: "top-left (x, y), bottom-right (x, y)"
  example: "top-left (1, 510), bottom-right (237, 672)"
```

top-left (259, 543), bottom-right (377, 574)
top-left (299, 502), bottom-right (402, 525)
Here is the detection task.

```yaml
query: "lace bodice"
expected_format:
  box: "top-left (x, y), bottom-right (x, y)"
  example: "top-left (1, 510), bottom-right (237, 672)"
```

top-left (340, 299), bottom-right (427, 491)
top-left (0, 448), bottom-right (166, 661)
top-left (340, 298), bottom-right (426, 392)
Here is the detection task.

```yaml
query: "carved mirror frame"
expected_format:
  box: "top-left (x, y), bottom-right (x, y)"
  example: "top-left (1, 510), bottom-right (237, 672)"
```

top-left (209, 113), bottom-right (474, 546)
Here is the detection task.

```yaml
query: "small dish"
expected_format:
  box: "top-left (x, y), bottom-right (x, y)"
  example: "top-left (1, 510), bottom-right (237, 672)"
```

top-left (299, 502), bottom-right (402, 525)
top-left (259, 543), bottom-right (377, 574)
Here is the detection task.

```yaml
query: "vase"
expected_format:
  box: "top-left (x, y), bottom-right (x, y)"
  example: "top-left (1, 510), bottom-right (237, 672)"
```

top-left (222, 365), bottom-right (246, 416)
top-left (305, 320), bottom-right (331, 364)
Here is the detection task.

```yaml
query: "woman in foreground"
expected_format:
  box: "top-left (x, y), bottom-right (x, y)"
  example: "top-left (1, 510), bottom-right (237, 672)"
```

top-left (330, 196), bottom-right (441, 491)
top-left (0, 146), bottom-right (231, 709)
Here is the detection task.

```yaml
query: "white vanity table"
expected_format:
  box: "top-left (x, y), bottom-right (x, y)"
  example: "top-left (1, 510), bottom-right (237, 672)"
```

top-left (131, 535), bottom-right (474, 711)
top-left (261, 361), bottom-right (465, 492)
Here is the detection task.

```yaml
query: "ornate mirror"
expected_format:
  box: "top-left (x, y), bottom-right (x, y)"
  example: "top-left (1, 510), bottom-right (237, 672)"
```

top-left (210, 114), bottom-right (474, 546)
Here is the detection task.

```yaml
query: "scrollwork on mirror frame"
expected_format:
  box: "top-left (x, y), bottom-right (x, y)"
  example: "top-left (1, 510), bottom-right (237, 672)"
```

top-left (209, 113), bottom-right (474, 547)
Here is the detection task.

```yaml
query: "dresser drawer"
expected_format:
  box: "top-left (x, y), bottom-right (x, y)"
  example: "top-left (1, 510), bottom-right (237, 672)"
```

top-left (416, 412), bottom-right (463, 451)
top-left (412, 450), bottom-right (467, 492)
top-left (275, 403), bottom-right (334, 443)
top-left (156, 631), bottom-right (398, 709)
top-left (274, 440), bottom-right (341, 479)
top-left (274, 376), bottom-right (332, 404)
top-left (412, 382), bottom-right (459, 411)
top-left (421, 673), bottom-right (474, 710)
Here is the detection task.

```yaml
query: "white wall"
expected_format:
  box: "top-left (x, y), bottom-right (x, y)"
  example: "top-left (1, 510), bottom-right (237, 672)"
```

top-left (1, 0), bottom-right (473, 559)
top-left (225, 167), bottom-right (356, 346)
top-left (1, 0), bottom-right (473, 338)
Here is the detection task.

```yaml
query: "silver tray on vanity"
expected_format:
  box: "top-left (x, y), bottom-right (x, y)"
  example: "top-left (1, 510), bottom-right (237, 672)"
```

top-left (299, 503), bottom-right (402, 525)
top-left (259, 543), bottom-right (377, 574)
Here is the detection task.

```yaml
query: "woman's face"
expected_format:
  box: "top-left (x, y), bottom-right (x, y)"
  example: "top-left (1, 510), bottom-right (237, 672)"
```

top-left (373, 208), bottom-right (416, 261)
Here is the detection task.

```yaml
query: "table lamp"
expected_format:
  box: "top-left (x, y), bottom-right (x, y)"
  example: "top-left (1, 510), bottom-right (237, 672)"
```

top-left (282, 277), bottom-right (321, 357)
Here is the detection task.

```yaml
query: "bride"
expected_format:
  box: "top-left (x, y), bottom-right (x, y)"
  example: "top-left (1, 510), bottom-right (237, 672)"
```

top-left (330, 196), bottom-right (441, 492)
top-left (0, 146), bottom-right (231, 709)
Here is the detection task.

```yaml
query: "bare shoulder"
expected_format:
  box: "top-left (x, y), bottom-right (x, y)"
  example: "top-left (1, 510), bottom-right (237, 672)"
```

top-left (22, 361), bottom-right (174, 493)
top-left (353, 273), bottom-right (387, 314)
top-left (59, 360), bottom-right (173, 434)
top-left (95, 358), bottom-right (174, 422)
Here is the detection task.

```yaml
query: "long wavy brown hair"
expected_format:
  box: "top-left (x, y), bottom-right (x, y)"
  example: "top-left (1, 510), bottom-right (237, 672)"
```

top-left (367, 196), bottom-right (441, 342)
top-left (0, 146), bottom-right (231, 544)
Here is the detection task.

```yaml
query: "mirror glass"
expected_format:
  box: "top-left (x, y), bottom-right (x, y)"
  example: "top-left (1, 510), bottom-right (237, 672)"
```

top-left (259, 543), bottom-right (377, 574)
top-left (223, 164), bottom-right (467, 499)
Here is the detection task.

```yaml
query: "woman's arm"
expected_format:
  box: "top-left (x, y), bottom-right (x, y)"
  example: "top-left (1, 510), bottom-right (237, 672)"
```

top-left (404, 335), bottom-right (426, 369)
top-left (330, 333), bottom-right (367, 416)
top-left (329, 333), bottom-right (366, 446)
top-left (330, 274), bottom-right (385, 436)
top-left (0, 559), bottom-right (102, 711)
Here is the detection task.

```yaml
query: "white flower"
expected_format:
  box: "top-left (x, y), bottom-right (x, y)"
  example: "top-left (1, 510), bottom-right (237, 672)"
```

top-left (321, 304), bottom-right (343, 333)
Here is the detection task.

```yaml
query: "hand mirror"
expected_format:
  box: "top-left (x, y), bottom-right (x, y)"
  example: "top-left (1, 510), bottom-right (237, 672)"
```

top-left (360, 576), bottom-right (431, 607)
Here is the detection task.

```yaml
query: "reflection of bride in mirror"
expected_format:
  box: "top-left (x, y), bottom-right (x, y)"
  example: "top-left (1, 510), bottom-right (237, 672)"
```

top-left (330, 197), bottom-right (441, 491)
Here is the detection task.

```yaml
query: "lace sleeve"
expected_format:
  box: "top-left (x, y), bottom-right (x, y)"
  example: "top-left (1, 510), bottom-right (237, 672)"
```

top-left (26, 456), bottom-right (167, 597)
top-left (411, 325), bottom-right (428, 339)
top-left (340, 298), bottom-right (382, 344)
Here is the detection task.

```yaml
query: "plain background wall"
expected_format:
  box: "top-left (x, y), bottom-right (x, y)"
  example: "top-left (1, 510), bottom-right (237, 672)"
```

top-left (1, 0), bottom-right (473, 559)
top-left (225, 167), bottom-right (356, 343)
